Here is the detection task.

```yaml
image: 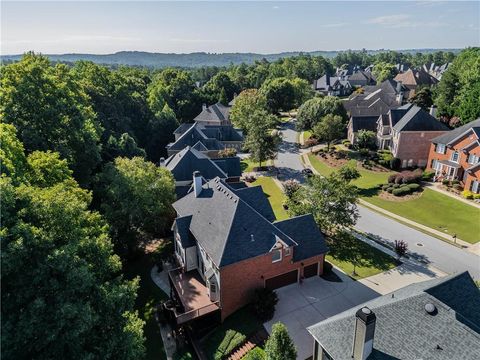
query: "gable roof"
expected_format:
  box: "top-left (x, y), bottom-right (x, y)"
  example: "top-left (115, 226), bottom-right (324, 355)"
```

top-left (234, 186), bottom-right (276, 222)
top-left (394, 68), bottom-right (438, 87)
top-left (194, 102), bottom-right (231, 124)
top-left (308, 272), bottom-right (480, 360)
top-left (431, 118), bottom-right (480, 145)
top-left (172, 178), bottom-right (327, 267)
top-left (392, 105), bottom-right (450, 132)
top-left (165, 146), bottom-right (227, 182)
top-left (174, 215), bottom-right (195, 248)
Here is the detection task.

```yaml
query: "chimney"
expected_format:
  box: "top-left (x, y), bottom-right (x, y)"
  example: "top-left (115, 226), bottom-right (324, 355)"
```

top-left (429, 105), bottom-right (437, 118)
top-left (159, 157), bottom-right (166, 167)
top-left (193, 171), bottom-right (202, 198)
top-left (352, 307), bottom-right (376, 360)
top-left (202, 103), bottom-right (207, 111)
top-left (396, 80), bottom-right (402, 94)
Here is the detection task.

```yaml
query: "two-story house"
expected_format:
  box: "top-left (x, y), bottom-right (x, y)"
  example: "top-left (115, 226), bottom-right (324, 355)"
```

top-left (377, 104), bottom-right (449, 168)
top-left (308, 272), bottom-right (480, 360)
top-left (167, 173), bottom-right (328, 325)
top-left (427, 118), bottom-right (480, 192)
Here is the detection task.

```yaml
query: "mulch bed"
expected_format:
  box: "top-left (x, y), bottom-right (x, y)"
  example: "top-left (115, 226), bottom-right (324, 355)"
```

top-left (378, 190), bottom-right (423, 202)
top-left (316, 152), bottom-right (350, 167)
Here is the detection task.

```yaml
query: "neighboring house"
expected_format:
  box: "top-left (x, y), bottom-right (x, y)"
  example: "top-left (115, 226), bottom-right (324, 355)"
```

top-left (423, 62), bottom-right (451, 80)
top-left (194, 102), bottom-right (231, 126)
top-left (347, 116), bottom-right (379, 144)
top-left (377, 104), bottom-right (449, 168)
top-left (394, 63), bottom-right (410, 73)
top-left (394, 68), bottom-right (438, 99)
top-left (348, 70), bottom-right (376, 88)
top-left (313, 74), bottom-right (352, 96)
top-left (167, 175), bottom-right (328, 325)
top-left (167, 122), bottom-right (244, 157)
top-left (427, 118), bottom-right (480, 193)
top-left (162, 146), bottom-right (242, 198)
top-left (308, 272), bottom-right (480, 360)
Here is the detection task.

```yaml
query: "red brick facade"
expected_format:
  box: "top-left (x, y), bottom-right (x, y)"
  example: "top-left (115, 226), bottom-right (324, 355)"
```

top-left (218, 246), bottom-right (325, 320)
top-left (426, 130), bottom-right (480, 192)
top-left (393, 130), bottom-right (448, 168)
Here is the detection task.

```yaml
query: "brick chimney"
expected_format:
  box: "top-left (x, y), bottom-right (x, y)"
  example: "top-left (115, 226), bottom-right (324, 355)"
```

top-left (352, 307), bottom-right (376, 360)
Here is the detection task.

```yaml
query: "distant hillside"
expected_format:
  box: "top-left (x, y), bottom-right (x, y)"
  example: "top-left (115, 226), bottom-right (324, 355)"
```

top-left (1, 49), bottom-right (461, 68)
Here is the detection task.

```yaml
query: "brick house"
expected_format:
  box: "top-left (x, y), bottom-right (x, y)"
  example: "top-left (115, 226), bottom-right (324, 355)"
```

top-left (427, 118), bottom-right (480, 193)
top-left (167, 174), bottom-right (328, 325)
top-left (377, 104), bottom-right (449, 168)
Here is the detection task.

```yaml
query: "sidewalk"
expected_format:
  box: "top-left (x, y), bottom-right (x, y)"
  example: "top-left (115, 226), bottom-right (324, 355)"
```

top-left (423, 182), bottom-right (480, 209)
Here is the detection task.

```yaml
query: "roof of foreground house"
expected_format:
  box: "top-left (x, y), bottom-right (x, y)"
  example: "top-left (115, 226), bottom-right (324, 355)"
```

top-left (308, 272), bottom-right (480, 360)
top-left (172, 178), bottom-right (328, 267)
top-left (194, 102), bottom-right (231, 124)
top-left (391, 105), bottom-right (449, 132)
top-left (431, 118), bottom-right (480, 145)
top-left (350, 116), bottom-right (379, 132)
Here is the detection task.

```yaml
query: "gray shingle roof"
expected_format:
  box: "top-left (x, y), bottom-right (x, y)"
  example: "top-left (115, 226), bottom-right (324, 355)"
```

top-left (212, 157), bottom-right (242, 178)
top-left (350, 116), bottom-right (379, 132)
top-left (392, 105), bottom-right (450, 132)
top-left (167, 122), bottom-right (243, 152)
top-left (172, 178), bottom-right (327, 267)
top-left (431, 118), bottom-right (480, 145)
top-left (194, 103), bottom-right (230, 124)
top-left (165, 146), bottom-right (227, 182)
top-left (174, 215), bottom-right (195, 248)
top-left (274, 214), bottom-right (328, 262)
top-left (308, 272), bottom-right (480, 360)
top-left (234, 186), bottom-right (276, 222)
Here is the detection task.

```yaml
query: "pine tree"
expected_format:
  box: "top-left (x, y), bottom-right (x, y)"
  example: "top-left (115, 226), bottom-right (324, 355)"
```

top-left (265, 322), bottom-right (297, 360)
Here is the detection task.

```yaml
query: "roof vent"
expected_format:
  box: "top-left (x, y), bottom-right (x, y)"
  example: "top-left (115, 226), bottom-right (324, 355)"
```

top-left (250, 234), bottom-right (255, 242)
top-left (425, 303), bottom-right (437, 315)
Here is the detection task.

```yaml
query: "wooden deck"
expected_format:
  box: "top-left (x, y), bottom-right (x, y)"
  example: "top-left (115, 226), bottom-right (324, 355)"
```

top-left (169, 268), bottom-right (220, 324)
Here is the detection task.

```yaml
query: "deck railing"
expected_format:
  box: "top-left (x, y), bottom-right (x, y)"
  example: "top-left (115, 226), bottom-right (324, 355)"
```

top-left (175, 301), bottom-right (220, 325)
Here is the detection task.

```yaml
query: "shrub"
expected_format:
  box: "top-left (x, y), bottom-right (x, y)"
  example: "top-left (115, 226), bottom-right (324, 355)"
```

top-left (394, 240), bottom-right (408, 260)
top-left (462, 190), bottom-right (474, 199)
top-left (243, 348), bottom-right (266, 360)
top-left (386, 187), bottom-right (394, 193)
top-left (253, 288), bottom-right (278, 321)
top-left (381, 184), bottom-right (390, 190)
top-left (422, 170), bottom-right (435, 181)
top-left (218, 148), bottom-right (237, 158)
top-left (244, 175), bottom-right (257, 183)
top-left (283, 179), bottom-right (300, 198)
top-left (358, 148), bottom-right (369, 157)
top-left (452, 179), bottom-right (460, 185)
top-left (453, 183), bottom-right (463, 191)
top-left (387, 174), bottom-right (397, 184)
top-left (394, 176), bottom-right (403, 185)
top-left (393, 183), bottom-right (400, 188)
top-left (442, 179), bottom-right (450, 186)
top-left (474, 194), bottom-right (480, 200)
top-left (304, 138), bottom-right (319, 147)
top-left (389, 157), bottom-right (401, 170)
top-left (407, 183), bottom-right (421, 191)
top-left (392, 187), bottom-right (411, 196)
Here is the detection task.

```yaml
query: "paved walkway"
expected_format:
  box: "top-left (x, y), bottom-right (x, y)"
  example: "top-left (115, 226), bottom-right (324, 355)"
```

top-left (423, 182), bottom-right (480, 209)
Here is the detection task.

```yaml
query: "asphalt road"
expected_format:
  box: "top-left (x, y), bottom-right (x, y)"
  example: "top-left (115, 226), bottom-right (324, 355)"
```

top-left (276, 119), bottom-right (480, 280)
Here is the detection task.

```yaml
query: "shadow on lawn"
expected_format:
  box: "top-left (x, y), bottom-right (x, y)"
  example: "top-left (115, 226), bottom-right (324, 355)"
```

top-left (358, 186), bottom-right (381, 198)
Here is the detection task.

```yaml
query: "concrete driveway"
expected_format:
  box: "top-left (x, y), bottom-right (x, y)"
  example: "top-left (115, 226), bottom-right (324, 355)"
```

top-left (264, 264), bottom-right (442, 360)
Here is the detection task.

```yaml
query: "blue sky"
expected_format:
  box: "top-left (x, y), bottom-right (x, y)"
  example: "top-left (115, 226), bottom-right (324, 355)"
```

top-left (2, 1), bottom-right (479, 55)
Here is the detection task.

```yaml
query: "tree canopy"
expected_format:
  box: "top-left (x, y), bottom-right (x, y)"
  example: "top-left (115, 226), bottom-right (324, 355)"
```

top-left (264, 322), bottom-right (297, 360)
top-left (296, 96), bottom-right (347, 131)
top-left (313, 114), bottom-right (346, 150)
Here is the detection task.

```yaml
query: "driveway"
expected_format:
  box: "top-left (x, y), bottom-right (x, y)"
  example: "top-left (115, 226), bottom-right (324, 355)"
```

top-left (264, 264), bottom-right (441, 360)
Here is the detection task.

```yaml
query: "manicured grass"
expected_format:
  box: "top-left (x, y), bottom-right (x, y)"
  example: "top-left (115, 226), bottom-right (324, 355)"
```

top-left (302, 130), bottom-right (313, 143)
top-left (123, 248), bottom-right (170, 360)
top-left (202, 307), bottom-right (262, 360)
top-left (307, 153), bottom-right (335, 176)
top-left (326, 237), bottom-right (398, 280)
top-left (364, 188), bottom-right (480, 244)
top-left (251, 176), bottom-right (289, 220)
top-left (241, 158), bottom-right (273, 172)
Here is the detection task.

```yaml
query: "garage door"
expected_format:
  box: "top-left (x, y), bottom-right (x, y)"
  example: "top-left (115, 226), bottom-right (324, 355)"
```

top-left (265, 270), bottom-right (298, 290)
top-left (303, 263), bottom-right (318, 278)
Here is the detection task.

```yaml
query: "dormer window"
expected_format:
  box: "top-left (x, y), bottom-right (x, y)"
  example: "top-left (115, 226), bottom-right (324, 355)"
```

top-left (436, 144), bottom-right (446, 154)
top-left (271, 249), bottom-right (282, 263)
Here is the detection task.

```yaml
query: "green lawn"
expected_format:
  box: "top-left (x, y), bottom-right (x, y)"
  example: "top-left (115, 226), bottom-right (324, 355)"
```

top-left (364, 188), bottom-right (480, 243)
top-left (240, 158), bottom-right (273, 172)
top-left (326, 236), bottom-right (398, 280)
top-left (251, 176), bottom-right (289, 220)
top-left (123, 247), bottom-right (170, 360)
top-left (202, 307), bottom-right (262, 360)
top-left (302, 130), bottom-right (313, 144)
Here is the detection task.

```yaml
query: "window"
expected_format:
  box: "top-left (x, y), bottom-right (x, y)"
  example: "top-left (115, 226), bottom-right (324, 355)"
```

top-left (436, 144), bottom-right (446, 154)
top-left (271, 249), bottom-right (282, 263)
top-left (472, 181), bottom-right (480, 194)
top-left (284, 247), bottom-right (291, 256)
top-left (450, 151), bottom-right (459, 163)
top-left (468, 153), bottom-right (479, 164)
top-left (210, 283), bottom-right (216, 293)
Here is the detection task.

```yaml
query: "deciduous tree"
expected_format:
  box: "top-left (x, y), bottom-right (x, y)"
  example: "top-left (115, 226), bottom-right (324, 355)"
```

top-left (296, 96), bottom-right (347, 130)
top-left (313, 114), bottom-right (345, 150)
top-left (264, 322), bottom-right (297, 360)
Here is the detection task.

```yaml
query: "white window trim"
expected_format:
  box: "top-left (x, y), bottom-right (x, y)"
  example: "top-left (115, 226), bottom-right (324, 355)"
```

top-left (450, 151), bottom-right (460, 163)
top-left (271, 249), bottom-right (282, 263)
top-left (436, 144), bottom-right (446, 154)
top-left (468, 154), bottom-right (479, 165)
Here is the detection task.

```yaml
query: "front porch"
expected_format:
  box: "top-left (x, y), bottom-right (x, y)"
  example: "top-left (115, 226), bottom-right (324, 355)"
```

top-left (433, 159), bottom-right (461, 181)
top-left (168, 268), bottom-right (220, 325)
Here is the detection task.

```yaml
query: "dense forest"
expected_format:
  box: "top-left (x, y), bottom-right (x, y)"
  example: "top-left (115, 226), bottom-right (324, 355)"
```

top-left (1, 47), bottom-right (479, 359)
